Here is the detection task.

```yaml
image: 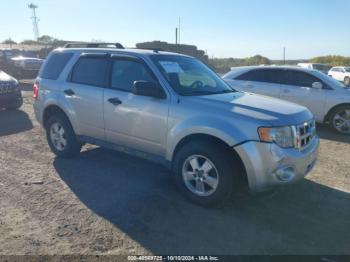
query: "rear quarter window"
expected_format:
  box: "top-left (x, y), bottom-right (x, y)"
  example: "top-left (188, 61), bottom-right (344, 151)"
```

top-left (40, 53), bottom-right (73, 80)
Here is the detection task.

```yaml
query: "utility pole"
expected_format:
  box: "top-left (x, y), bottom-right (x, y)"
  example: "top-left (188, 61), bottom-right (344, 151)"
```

top-left (175, 27), bottom-right (179, 53)
top-left (283, 46), bottom-right (286, 64)
top-left (28, 3), bottom-right (40, 40)
top-left (178, 17), bottom-right (181, 46)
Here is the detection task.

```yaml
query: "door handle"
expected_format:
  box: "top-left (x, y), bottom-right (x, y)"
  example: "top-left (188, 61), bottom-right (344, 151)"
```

top-left (245, 85), bottom-right (254, 88)
top-left (108, 97), bottom-right (122, 106)
top-left (64, 89), bottom-right (75, 96)
top-left (283, 89), bottom-right (290, 93)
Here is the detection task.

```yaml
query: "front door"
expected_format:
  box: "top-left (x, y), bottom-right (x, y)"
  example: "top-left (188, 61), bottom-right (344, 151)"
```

top-left (103, 56), bottom-right (169, 156)
top-left (279, 69), bottom-right (327, 122)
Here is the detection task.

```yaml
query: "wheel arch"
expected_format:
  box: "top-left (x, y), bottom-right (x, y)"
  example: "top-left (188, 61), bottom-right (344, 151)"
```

top-left (42, 104), bottom-right (77, 133)
top-left (170, 133), bottom-right (248, 189)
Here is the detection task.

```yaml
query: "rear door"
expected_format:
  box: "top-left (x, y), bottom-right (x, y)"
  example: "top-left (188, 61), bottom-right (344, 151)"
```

top-left (64, 53), bottom-right (108, 140)
top-left (103, 55), bottom-right (169, 156)
top-left (279, 69), bottom-right (327, 121)
top-left (234, 68), bottom-right (283, 98)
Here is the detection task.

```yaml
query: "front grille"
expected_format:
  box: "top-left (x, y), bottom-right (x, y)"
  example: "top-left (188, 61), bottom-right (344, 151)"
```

top-left (296, 119), bottom-right (316, 150)
top-left (0, 82), bottom-right (16, 94)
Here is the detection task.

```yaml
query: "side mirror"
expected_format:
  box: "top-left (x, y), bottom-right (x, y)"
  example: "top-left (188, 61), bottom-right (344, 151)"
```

top-left (312, 82), bottom-right (323, 89)
top-left (132, 81), bottom-right (166, 99)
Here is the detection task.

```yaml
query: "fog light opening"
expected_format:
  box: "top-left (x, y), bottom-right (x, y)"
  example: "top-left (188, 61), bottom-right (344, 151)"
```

top-left (275, 167), bottom-right (295, 182)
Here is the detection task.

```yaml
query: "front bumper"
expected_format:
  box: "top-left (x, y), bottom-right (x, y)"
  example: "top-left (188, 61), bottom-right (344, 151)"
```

top-left (234, 136), bottom-right (320, 192)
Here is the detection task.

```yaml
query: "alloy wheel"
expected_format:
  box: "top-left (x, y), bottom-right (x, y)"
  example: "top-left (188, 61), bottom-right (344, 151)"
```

top-left (50, 122), bottom-right (67, 151)
top-left (333, 109), bottom-right (350, 134)
top-left (182, 155), bottom-right (219, 197)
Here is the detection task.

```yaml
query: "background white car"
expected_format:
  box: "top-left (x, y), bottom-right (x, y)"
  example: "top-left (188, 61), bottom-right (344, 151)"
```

top-left (223, 66), bottom-right (350, 135)
top-left (298, 63), bottom-right (330, 75)
top-left (328, 66), bottom-right (350, 86)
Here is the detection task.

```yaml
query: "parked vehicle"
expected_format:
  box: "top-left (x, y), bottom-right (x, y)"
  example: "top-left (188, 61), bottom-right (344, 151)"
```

top-left (6, 56), bottom-right (44, 79)
top-left (33, 44), bottom-right (319, 206)
top-left (0, 49), bottom-right (44, 79)
top-left (328, 66), bottom-right (350, 86)
top-left (298, 63), bottom-right (330, 74)
top-left (223, 66), bottom-right (350, 135)
top-left (0, 71), bottom-right (22, 110)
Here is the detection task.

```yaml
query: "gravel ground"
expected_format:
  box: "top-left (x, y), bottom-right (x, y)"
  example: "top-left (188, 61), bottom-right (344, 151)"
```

top-left (0, 83), bottom-right (349, 255)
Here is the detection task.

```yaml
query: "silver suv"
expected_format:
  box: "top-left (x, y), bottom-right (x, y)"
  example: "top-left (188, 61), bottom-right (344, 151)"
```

top-left (33, 44), bottom-right (320, 206)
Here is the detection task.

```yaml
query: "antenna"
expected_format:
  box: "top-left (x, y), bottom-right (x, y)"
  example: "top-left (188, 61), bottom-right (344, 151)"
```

top-left (28, 3), bottom-right (40, 40)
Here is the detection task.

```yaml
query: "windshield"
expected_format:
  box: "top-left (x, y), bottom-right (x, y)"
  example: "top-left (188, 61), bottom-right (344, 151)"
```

top-left (151, 55), bottom-right (235, 96)
top-left (313, 70), bottom-right (347, 89)
top-left (345, 67), bottom-right (350, 73)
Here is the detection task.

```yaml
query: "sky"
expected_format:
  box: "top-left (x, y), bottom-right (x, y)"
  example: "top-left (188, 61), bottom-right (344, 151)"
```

top-left (1, 0), bottom-right (349, 59)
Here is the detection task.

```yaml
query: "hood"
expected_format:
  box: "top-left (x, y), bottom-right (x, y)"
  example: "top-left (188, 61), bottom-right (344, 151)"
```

top-left (189, 92), bottom-right (313, 126)
top-left (0, 71), bottom-right (17, 82)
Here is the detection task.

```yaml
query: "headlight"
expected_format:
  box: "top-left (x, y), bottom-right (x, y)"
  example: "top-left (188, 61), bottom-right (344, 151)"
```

top-left (258, 126), bottom-right (296, 148)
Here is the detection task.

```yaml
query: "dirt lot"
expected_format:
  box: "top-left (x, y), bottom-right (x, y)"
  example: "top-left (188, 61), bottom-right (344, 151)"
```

top-left (0, 83), bottom-right (349, 255)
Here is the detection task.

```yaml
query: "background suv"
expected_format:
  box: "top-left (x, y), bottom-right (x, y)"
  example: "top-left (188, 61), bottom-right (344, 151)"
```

top-left (223, 66), bottom-right (350, 135)
top-left (328, 66), bottom-right (350, 86)
top-left (33, 45), bottom-right (319, 206)
top-left (0, 70), bottom-right (22, 110)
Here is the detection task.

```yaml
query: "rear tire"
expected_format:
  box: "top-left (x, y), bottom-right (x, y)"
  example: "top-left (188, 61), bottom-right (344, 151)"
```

top-left (45, 113), bottom-right (82, 158)
top-left (173, 141), bottom-right (241, 206)
top-left (329, 105), bottom-right (350, 135)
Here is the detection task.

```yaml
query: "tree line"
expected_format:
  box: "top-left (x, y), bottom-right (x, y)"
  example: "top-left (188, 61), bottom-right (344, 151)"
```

top-left (2, 37), bottom-right (349, 72)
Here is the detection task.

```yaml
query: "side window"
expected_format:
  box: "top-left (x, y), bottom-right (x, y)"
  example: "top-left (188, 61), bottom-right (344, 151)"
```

top-left (236, 69), bottom-right (283, 84)
top-left (110, 59), bottom-right (155, 92)
top-left (286, 71), bottom-right (320, 88)
top-left (258, 69), bottom-right (284, 84)
top-left (40, 53), bottom-right (73, 80)
top-left (71, 57), bottom-right (108, 87)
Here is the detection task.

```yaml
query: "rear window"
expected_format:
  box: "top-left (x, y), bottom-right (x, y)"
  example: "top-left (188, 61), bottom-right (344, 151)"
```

top-left (71, 57), bottom-right (108, 87)
top-left (40, 53), bottom-right (73, 80)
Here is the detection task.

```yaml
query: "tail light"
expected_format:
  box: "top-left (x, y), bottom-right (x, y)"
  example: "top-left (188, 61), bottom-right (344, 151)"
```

top-left (33, 82), bottom-right (39, 99)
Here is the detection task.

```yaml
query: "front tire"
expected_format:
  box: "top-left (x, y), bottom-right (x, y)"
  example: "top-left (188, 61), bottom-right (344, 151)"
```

top-left (329, 105), bottom-right (350, 135)
top-left (173, 141), bottom-right (241, 206)
top-left (344, 77), bottom-right (350, 87)
top-left (45, 113), bottom-right (82, 158)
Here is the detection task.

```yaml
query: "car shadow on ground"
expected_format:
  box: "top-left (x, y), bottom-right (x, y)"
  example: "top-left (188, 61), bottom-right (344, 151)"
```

top-left (317, 124), bottom-right (350, 143)
top-left (0, 109), bottom-right (33, 136)
top-left (53, 147), bottom-right (350, 255)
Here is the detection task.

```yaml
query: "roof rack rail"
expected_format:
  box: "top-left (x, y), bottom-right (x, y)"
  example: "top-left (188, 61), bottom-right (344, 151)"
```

top-left (63, 42), bottom-right (124, 49)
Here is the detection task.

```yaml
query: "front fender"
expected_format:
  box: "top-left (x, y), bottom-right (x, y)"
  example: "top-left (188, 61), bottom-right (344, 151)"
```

top-left (165, 117), bottom-right (249, 161)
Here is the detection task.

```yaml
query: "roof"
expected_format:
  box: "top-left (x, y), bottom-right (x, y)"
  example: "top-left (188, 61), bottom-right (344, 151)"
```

top-left (53, 47), bottom-right (191, 58)
top-left (11, 56), bottom-right (43, 61)
top-left (223, 65), bottom-right (320, 79)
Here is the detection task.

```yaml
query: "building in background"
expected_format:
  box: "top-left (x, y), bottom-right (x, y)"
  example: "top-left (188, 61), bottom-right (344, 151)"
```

top-left (136, 41), bottom-right (208, 63)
